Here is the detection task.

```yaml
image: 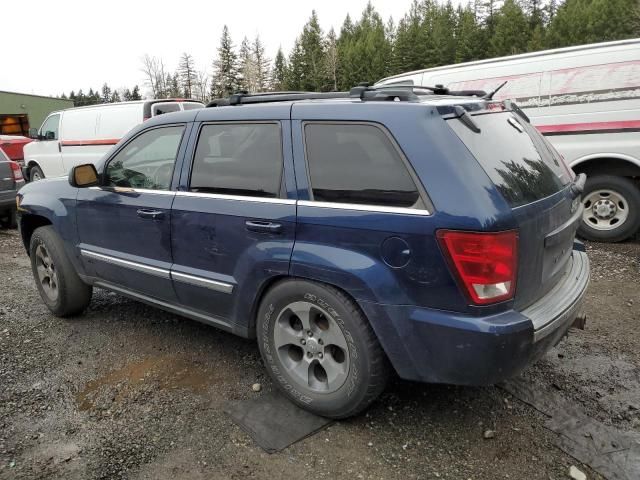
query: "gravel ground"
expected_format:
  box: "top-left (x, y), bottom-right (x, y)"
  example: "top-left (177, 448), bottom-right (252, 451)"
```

top-left (0, 228), bottom-right (638, 480)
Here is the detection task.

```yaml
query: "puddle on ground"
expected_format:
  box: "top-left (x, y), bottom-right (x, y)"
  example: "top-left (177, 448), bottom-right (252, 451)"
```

top-left (76, 355), bottom-right (218, 411)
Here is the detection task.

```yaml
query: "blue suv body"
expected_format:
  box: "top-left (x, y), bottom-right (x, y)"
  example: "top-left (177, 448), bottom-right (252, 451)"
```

top-left (17, 88), bottom-right (590, 418)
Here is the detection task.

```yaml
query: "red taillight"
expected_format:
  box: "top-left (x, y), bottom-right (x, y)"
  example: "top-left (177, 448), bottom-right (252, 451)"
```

top-left (8, 161), bottom-right (23, 181)
top-left (437, 230), bottom-right (518, 305)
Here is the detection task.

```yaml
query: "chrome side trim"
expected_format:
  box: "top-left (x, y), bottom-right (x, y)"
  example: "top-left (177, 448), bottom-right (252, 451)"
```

top-left (171, 271), bottom-right (234, 294)
top-left (297, 200), bottom-right (430, 216)
top-left (88, 186), bottom-right (175, 196)
top-left (175, 191), bottom-right (296, 205)
top-left (80, 249), bottom-right (170, 279)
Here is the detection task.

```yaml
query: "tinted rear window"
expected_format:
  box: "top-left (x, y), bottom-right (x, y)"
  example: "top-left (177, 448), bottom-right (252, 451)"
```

top-left (448, 112), bottom-right (570, 207)
top-left (190, 123), bottom-right (282, 198)
top-left (304, 123), bottom-right (421, 208)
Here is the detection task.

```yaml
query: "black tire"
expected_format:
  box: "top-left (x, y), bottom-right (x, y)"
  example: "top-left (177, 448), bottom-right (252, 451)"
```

top-left (257, 279), bottom-right (389, 418)
top-left (578, 175), bottom-right (640, 243)
top-left (30, 165), bottom-right (44, 182)
top-left (0, 209), bottom-right (17, 229)
top-left (29, 226), bottom-right (92, 316)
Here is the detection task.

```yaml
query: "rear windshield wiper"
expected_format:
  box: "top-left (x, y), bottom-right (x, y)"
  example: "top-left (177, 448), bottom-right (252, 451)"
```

top-left (484, 81), bottom-right (508, 100)
top-left (453, 105), bottom-right (481, 133)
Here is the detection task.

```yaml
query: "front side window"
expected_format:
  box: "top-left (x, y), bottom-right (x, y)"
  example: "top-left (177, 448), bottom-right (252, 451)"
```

top-left (190, 123), bottom-right (283, 198)
top-left (40, 114), bottom-right (60, 140)
top-left (304, 123), bottom-right (421, 208)
top-left (105, 125), bottom-right (185, 190)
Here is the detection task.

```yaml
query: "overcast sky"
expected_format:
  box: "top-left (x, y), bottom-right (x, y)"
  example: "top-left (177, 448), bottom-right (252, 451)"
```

top-left (1, 0), bottom-right (462, 98)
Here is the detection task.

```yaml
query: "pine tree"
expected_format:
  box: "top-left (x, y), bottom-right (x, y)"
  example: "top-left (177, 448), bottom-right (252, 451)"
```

top-left (339, 2), bottom-right (392, 88)
top-left (271, 47), bottom-right (287, 91)
top-left (292, 10), bottom-right (327, 91)
top-left (432, 0), bottom-right (457, 66)
top-left (211, 25), bottom-right (239, 98)
top-left (336, 14), bottom-right (356, 89)
top-left (489, 0), bottom-right (529, 56)
top-left (324, 28), bottom-right (339, 91)
top-left (130, 85), bottom-right (142, 100)
top-left (392, 2), bottom-right (428, 74)
top-left (253, 36), bottom-right (271, 92)
top-left (178, 53), bottom-right (197, 98)
top-left (101, 83), bottom-right (112, 103)
top-left (238, 36), bottom-right (256, 92)
top-left (285, 39), bottom-right (305, 90)
top-left (110, 91), bottom-right (121, 103)
top-left (455, 4), bottom-right (482, 62)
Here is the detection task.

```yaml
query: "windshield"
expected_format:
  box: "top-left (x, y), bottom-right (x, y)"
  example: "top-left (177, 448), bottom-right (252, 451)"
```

top-left (448, 111), bottom-right (571, 208)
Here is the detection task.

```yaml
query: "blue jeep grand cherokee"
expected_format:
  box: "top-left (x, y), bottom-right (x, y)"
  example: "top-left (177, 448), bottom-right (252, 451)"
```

top-left (17, 86), bottom-right (590, 418)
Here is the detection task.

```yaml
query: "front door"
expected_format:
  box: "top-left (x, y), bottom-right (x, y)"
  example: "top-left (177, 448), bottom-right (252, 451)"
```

top-left (32, 113), bottom-right (62, 179)
top-left (77, 124), bottom-right (187, 302)
top-left (170, 121), bottom-right (297, 327)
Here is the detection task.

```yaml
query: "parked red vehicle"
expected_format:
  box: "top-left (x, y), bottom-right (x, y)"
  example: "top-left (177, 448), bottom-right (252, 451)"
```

top-left (0, 135), bottom-right (33, 165)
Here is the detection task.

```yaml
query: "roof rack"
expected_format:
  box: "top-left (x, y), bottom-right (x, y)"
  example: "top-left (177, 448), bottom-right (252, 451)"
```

top-left (206, 83), bottom-right (487, 108)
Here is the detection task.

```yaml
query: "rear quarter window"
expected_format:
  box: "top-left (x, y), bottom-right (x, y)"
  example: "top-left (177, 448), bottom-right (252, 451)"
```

top-left (448, 112), bottom-right (570, 208)
top-left (304, 123), bottom-right (423, 209)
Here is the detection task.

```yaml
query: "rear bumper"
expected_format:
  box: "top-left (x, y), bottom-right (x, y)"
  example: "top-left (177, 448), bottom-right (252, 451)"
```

top-left (359, 248), bottom-right (590, 385)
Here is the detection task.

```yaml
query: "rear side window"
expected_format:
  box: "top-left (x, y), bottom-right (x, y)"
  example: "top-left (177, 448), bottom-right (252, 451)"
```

top-left (190, 123), bottom-right (282, 198)
top-left (448, 112), bottom-right (570, 208)
top-left (304, 123), bottom-right (421, 208)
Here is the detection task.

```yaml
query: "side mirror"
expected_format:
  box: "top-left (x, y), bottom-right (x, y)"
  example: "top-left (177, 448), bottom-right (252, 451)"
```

top-left (45, 131), bottom-right (56, 141)
top-left (69, 164), bottom-right (99, 188)
top-left (28, 128), bottom-right (39, 139)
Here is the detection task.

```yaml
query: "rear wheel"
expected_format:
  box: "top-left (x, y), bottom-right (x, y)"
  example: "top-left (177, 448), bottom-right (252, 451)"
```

top-left (257, 279), bottom-right (389, 418)
top-left (30, 165), bottom-right (44, 182)
top-left (578, 175), bottom-right (640, 242)
top-left (30, 226), bottom-right (92, 316)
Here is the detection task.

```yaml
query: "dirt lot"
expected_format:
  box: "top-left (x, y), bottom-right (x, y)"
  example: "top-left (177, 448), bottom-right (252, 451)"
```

top-left (0, 228), bottom-right (638, 480)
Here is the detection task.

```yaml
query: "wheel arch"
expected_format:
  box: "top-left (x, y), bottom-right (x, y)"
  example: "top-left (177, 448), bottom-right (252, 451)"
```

top-left (246, 275), bottom-right (370, 339)
top-left (19, 214), bottom-right (52, 254)
top-left (25, 159), bottom-right (44, 179)
top-left (571, 154), bottom-right (640, 178)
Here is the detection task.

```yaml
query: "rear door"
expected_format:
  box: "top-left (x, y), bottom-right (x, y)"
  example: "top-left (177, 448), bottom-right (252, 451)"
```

top-left (170, 120), bottom-right (296, 326)
top-left (447, 109), bottom-right (579, 308)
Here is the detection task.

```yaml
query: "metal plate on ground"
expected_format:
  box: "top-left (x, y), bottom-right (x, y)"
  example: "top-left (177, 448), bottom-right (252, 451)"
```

top-left (225, 391), bottom-right (333, 453)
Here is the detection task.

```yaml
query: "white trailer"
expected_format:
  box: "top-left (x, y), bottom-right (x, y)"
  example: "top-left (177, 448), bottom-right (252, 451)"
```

top-left (377, 39), bottom-right (640, 242)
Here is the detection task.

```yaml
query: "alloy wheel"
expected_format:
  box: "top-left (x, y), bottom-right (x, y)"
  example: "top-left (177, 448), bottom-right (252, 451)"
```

top-left (35, 244), bottom-right (58, 301)
top-left (273, 301), bottom-right (350, 394)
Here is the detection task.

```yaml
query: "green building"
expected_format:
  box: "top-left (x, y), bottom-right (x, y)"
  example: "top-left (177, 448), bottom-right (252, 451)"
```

top-left (0, 91), bottom-right (73, 136)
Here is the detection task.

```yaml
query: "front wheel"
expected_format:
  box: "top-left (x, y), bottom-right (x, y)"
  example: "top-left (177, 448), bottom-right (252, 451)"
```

top-left (257, 279), bottom-right (389, 419)
top-left (30, 226), bottom-right (92, 316)
top-left (30, 165), bottom-right (44, 182)
top-left (578, 175), bottom-right (640, 242)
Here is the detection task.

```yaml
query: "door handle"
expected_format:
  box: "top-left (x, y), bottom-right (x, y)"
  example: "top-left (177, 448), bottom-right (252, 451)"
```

top-left (245, 220), bottom-right (283, 234)
top-left (137, 209), bottom-right (165, 220)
